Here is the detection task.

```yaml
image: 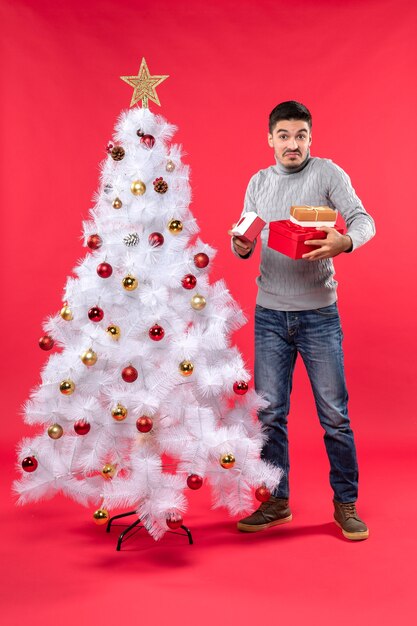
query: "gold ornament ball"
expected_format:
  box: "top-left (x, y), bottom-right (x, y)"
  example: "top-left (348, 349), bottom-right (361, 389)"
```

top-left (112, 197), bottom-right (123, 209)
top-left (59, 379), bottom-right (75, 395)
top-left (81, 348), bottom-right (98, 366)
top-left (220, 453), bottom-right (236, 469)
top-left (111, 404), bottom-right (128, 421)
top-left (168, 219), bottom-right (183, 234)
top-left (101, 463), bottom-right (116, 480)
top-left (60, 305), bottom-right (73, 321)
top-left (106, 324), bottom-right (121, 340)
top-left (122, 275), bottom-right (138, 291)
top-left (191, 294), bottom-right (206, 311)
top-left (93, 509), bottom-right (109, 525)
top-left (48, 423), bottom-right (64, 439)
top-left (179, 360), bottom-right (194, 377)
top-left (166, 160), bottom-right (176, 173)
top-left (130, 180), bottom-right (146, 196)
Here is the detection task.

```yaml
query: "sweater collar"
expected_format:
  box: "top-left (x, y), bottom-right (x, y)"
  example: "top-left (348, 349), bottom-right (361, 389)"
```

top-left (273, 150), bottom-right (311, 175)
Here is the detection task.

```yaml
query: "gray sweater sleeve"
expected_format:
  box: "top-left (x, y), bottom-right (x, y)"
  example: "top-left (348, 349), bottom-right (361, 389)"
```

top-left (325, 161), bottom-right (376, 251)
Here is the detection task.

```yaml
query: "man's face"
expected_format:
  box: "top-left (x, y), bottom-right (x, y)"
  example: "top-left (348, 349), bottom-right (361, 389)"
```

top-left (268, 119), bottom-right (312, 169)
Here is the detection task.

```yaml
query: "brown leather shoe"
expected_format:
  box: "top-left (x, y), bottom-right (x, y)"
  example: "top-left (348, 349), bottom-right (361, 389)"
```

top-left (333, 500), bottom-right (369, 541)
top-left (237, 496), bottom-right (292, 532)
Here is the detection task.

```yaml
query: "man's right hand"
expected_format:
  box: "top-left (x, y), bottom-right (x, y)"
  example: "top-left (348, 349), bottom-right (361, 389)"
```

top-left (228, 224), bottom-right (255, 257)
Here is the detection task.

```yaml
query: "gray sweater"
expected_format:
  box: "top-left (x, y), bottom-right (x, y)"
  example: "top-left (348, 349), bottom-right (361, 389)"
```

top-left (238, 156), bottom-right (376, 311)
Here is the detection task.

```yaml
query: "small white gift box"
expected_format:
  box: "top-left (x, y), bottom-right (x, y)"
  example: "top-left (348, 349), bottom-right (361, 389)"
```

top-left (232, 211), bottom-right (266, 242)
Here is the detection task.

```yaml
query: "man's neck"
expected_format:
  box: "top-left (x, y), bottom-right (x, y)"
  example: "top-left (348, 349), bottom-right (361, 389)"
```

top-left (274, 150), bottom-right (311, 175)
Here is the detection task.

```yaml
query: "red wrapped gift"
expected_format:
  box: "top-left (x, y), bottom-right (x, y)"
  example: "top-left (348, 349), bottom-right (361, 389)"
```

top-left (268, 220), bottom-right (345, 260)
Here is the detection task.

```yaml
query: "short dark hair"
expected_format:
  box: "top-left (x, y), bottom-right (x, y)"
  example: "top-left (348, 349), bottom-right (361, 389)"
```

top-left (269, 101), bottom-right (312, 133)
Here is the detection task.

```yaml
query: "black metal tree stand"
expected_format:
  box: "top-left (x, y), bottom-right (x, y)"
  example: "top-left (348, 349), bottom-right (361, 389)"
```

top-left (106, 510), bottom-right (193, 550)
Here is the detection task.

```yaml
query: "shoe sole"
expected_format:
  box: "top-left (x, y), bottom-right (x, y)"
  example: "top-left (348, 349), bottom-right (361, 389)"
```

top-left (334, 520), bottom-right (369, 541)
top-left (237, 514), bottom-right (293, 533)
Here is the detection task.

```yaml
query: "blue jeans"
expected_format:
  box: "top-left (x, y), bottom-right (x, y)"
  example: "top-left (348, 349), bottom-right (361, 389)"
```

top-left (255, 303), bottom-right (358, 503)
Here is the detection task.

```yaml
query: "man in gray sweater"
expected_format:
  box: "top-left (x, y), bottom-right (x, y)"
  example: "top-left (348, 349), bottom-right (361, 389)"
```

top-left (231, 101), bottom-right (375, 540)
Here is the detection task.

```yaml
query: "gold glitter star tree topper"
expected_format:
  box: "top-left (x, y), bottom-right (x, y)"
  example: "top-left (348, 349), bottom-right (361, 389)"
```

top-left (120, 58), bottom-right (169, 108)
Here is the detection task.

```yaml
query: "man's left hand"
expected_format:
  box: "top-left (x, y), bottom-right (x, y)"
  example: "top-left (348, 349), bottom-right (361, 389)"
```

top-left (302, 226), bottom-right (352, 261)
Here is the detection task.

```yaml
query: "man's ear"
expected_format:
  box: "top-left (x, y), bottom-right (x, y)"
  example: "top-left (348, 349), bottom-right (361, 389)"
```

top-left (267, 133), bottom-right (273, 148)
top-left (309, 133), bottom-right (312, 146)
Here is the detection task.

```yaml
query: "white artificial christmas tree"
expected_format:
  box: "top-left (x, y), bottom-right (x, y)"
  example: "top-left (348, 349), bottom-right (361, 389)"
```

top-left (15, 60), bottom-right (282, 541)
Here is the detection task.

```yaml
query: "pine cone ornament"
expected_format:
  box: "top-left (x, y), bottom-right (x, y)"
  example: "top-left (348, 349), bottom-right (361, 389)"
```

top-left (153, 177), bottom-right (168, 194)
top-left (123, 232), bottom-right (140, 247)
top-left (111, 146), bottom-right (125, 161)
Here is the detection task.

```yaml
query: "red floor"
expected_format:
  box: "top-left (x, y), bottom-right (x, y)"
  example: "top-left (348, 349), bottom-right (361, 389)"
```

top-left (3, 439), bottom-right (416, 626)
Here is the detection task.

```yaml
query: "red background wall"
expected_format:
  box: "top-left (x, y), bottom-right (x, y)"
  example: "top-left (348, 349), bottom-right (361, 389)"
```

top-left (2, 0), bottom-right (416, 447)
top-left (1, 1), bottom-right (416, 623)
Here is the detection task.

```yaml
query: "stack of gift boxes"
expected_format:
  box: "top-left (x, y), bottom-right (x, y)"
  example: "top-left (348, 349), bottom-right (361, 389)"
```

top-left (233, 207), bottom-right (344, 260)
top-left (268, 206), bottom-right (344, 259)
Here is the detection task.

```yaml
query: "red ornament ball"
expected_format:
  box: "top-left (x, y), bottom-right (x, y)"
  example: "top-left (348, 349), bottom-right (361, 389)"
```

top-left (88, 306), bottom-right (104, 322)
top-left (96, 262), bottom-right (113, 278)
top-left (22, 456), bottom-right (38, 472)
top-left (187, 474), bottom-right (203, 490)
top-left (148, 232), bottom-right (164, 247)
top-left (233, 381), bottom-right (249, 395)
top-left (136, 416), bottom-right (153, 433)
top-left (122, 365), bottom-right (138, 383)
top-left (182, 274), bottom-right (197, 290)
top-left (39, 335), bottom-right (54, 351)
top-left (140, 134), bottom-right (155, 148)
top-left (194, 252), bottom-right (209, 269)
top-left (87, 234), bottom-right (102, 250)
top-left (149, 324), bottom-right (165, 341)
top-left (74, 420), bottom-right (91, 435)
top-left (255, 486), bottom-right (271, 503)
top-left (166, 515), bottom-right (183, 530)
